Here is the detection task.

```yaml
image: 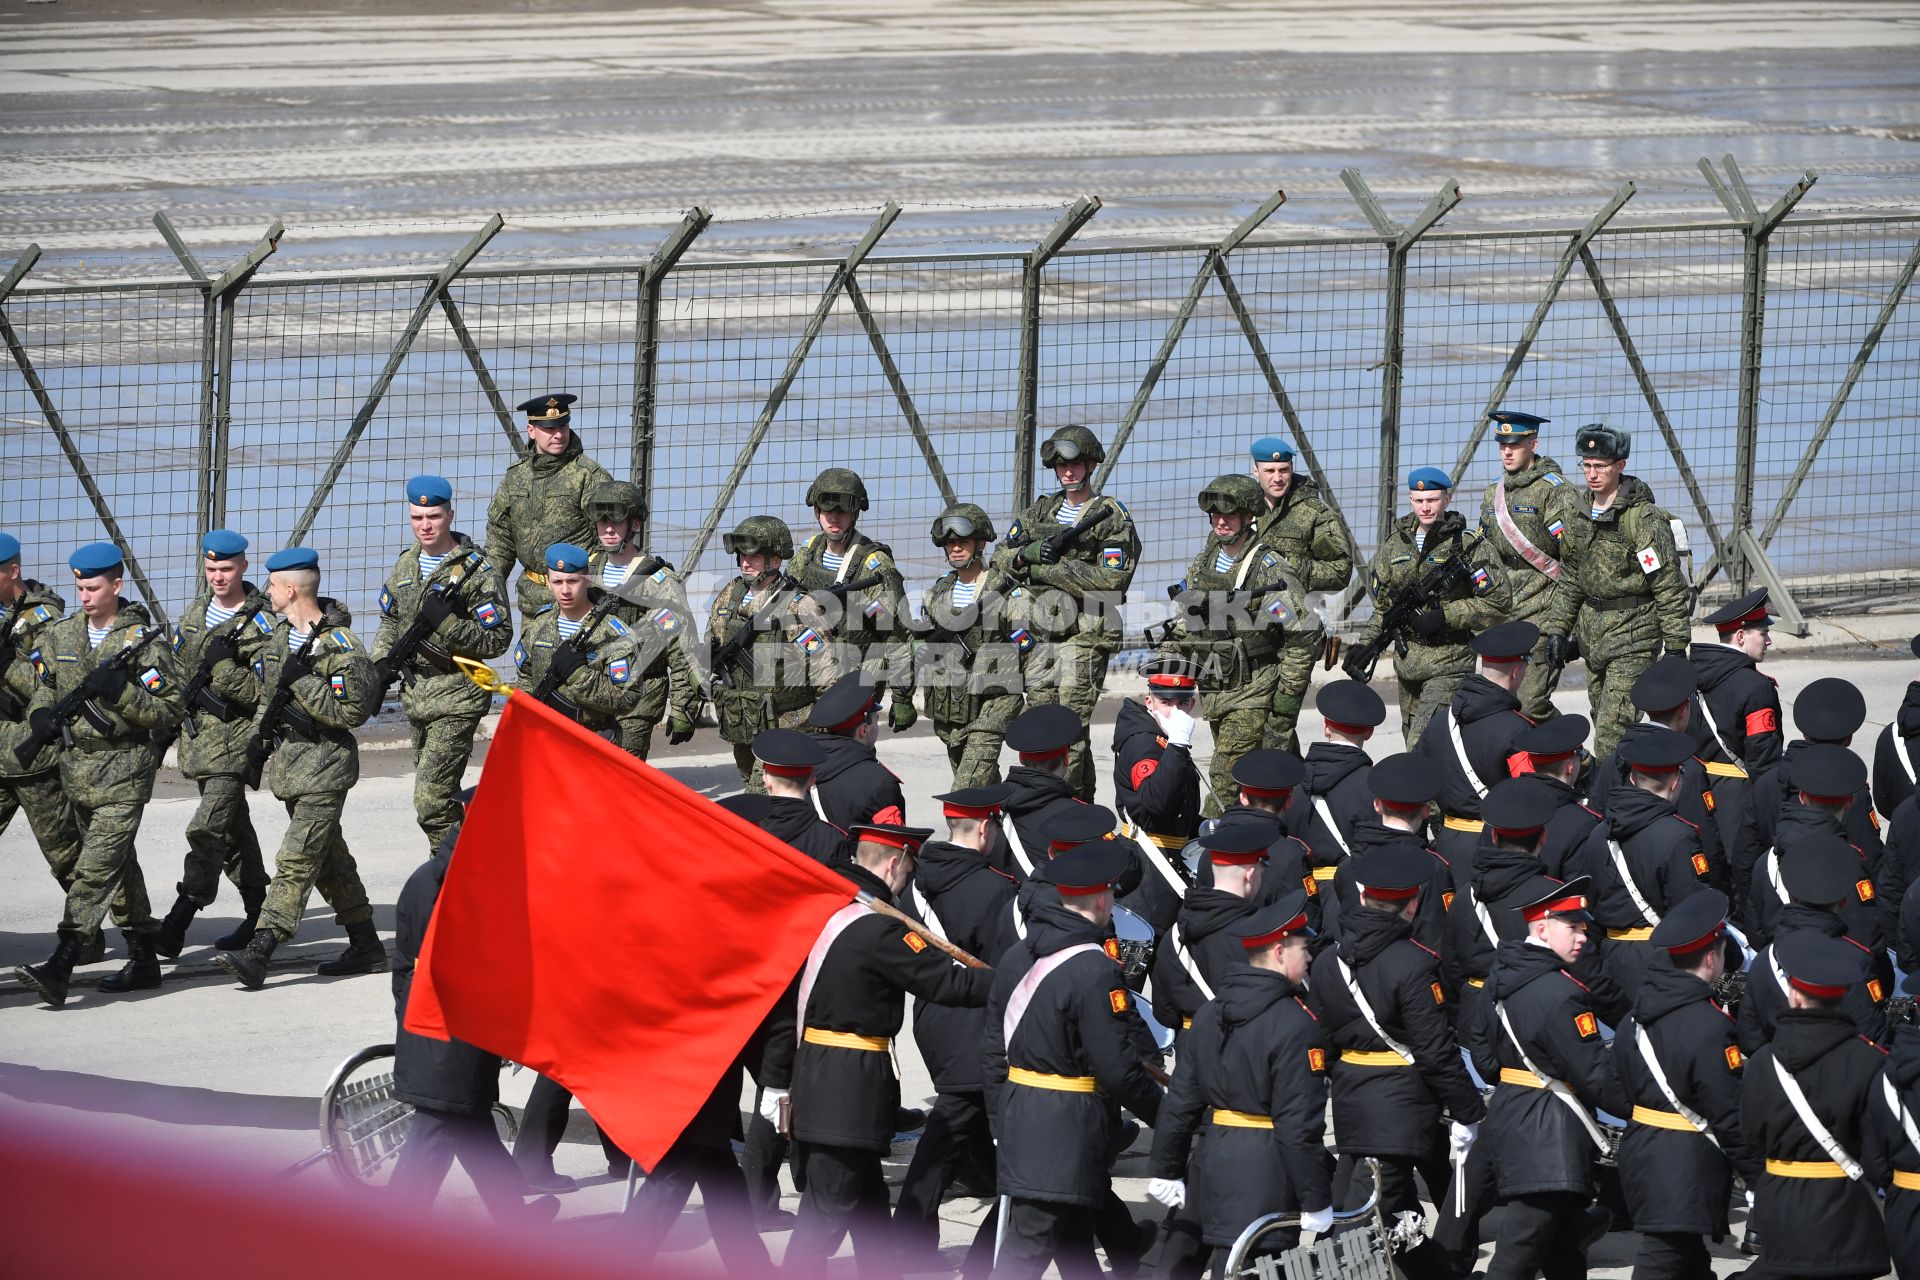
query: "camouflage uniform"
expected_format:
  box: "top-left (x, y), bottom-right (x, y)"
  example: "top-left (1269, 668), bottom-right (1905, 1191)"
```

top-left (706, 572), bottom-right (840, 792)
top-left (1542, 476), bottom-right (1690, 759)
top-left (992, 490), bottom-right (1140, 799)
top-left (254, 600), bottom-right (380, 943)
top-left (1356, 511), bottom-right (1512, 745)
top-left (513, 606), bottom-right (646, 732)
top-left (587, 547), bottom-right (700, 760)
top-left (1168, 533), bottom-right (1317, 810)
top-left (919, 566), bottom-right (1023, 789)
top-left (0, 581), bottom-right (86, 902)
top-left (1478, 455), bottom-right (1571, 720)
top-left (25, 604), bottom-right (180, 946)
top-left (372, 536), bottom-right (511, 851)
top-left (171, 585), bottom-right (275, 908)
top-left (1251, 474), bottom-right (1347, 752)
top-left (789, 531), bottom-right (911, 698)
top-left (483, 435), bottom-right (612, 622)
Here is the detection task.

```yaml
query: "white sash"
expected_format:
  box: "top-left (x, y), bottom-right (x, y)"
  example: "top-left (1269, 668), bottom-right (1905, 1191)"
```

top-left (1497, 1001), bottom-right (1609, 1148)
top-left (1633, 1023), bottom-right (1719, 1148)
top-left (1169, 922), bottom-right (1215, 1003)
top-left (796, 902), bottom-right (869, 1042)
top-left (1448, 711), bottom-right (1490, 801)
top-left (1003, 942), bottom-right (1106, 1048)
top-left (1607, 838), bottom-right (1662, 927)
top-left (1337, 956), bottom-right (1415, 1063)
top-left (1311, 793), bottom-right (1352, 857)
top-left (1771, 1056), bottom-right (1864, 1180)
top-left (1763, 847), bottom-right (1786, 905)
top-left (1004, 821), bottom-right (1037, 878)
top-left (1883, 1076), bottom-right (1920, 1159)
top-left (1896, 730), bottom-right (1918, 786)
top-left (1694, 696), bottom-right (1748, 779)
top-left (1492, 476), bottom-right (1563, 581)
top-left (810, 785), bottom-right (830, 822)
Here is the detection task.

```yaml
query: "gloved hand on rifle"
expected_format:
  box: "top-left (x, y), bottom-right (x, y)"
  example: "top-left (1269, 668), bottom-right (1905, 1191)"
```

top-left (244, 734), bottom-right (272, 772)
top-left (547, 643), bottom-right (591, 685)
top-left (374, 657), bottom-right (398, 689)
top-left (665, 711), bottom-right (696, 745)
top-left (889, 695), bottom-right (918, 733)
top-left (1341, 647), bottom-right (1370, 683)
top-left (26, 706), bottom-right (58, 746)
top-left (1020, 539), bottom-right (1061, 566)
top-left (81, 662), bottom-right (131, 701)
top-left (202, 632), bottom-right (238, 667)
top-left (1542, 633), bottom-right (1572, 671)
top-left (1409, 607), bottom-right (1446, 640)
top-left (417, 587), bottom-right (457, 628)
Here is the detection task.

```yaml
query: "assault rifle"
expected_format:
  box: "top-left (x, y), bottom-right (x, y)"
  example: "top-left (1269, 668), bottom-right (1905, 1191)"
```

top-left (14, 627), bottom-right (164, 766)
top-left (530, 589), bottom-right (623, 723)
top-left (242, 621), bottom-right (324, 790)
top-left (1004, 500), bottom-right (1111, 566)
top-left (1341, 549), bottom-right (1472, 683)
top-left (172, 604), bottom-right (269, 741)
top-left (373, 572), bottom-right (473, 694)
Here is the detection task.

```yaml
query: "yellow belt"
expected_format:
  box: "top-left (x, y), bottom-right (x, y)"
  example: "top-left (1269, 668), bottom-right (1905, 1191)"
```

top-left (1766, 1159), bottom-right (1847, 1179)
top-left (1704, 760), bottom-right (1747, 779)
top-left (1210, 1107), bottom-right (1274, 1129)
top-left (1631, 1105), bottom-right (1698, 1132)
top-left (1894, 1170), bottom-right (1920, 1191)
top-left (1500, 1067), bottom-right (1547, 1089)
top-left (1443, 815), bottom-right (1485, 834)
top-left (1312, 865), bottom-right (1340, 882)
top-left (524, 569), bottom-right (548, 586)
top-left (803, 1027), bottom-right (890, 1052)
top-left (1340, 1049), bottom-right (1412, 1067)
top-left (1141, 831), bottom-right (1188, 852)
top-left (1466, 977), bottom-right (1486, 989)
top-left (1009, 1067), bottom-right (1097, 1093)
top-left (1608, 926), bottom-right (1655, 941)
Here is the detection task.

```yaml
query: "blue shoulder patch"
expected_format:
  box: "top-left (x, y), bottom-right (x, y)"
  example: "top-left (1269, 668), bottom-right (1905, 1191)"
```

top-left (513, 640), bottom-right (527, 668)
top-left (330, 629), bottom-right (354, 652)
top-left (605, 616), bottom-right (629, 637)
top-left (254, 613), bottom-right (273, 636)
top-left (1543, 472), bottom-right (1565, 486)
top-left (31, 605), bottom-right (51, 624)
top-left (379, 585), bottom-right (394, 615)
top-left (171, 627), bottom-right (185, 652)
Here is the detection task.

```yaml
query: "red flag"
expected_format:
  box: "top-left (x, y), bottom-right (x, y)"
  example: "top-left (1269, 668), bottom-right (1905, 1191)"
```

top-left (405, 691), bottom-right (854, 1169)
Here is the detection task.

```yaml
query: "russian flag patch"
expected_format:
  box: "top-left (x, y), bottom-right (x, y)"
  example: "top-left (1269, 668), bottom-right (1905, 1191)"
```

top-left (1010, 627), bottom-right (1033, 652)
top-left (329, 672), bottom-right (348, 700)
top-left (1265, 598), bottom-right (1291, 623)
top-left (651, 608), bottom-right (678, 634)
top-left (474, 600), bottom-right (502, 629)
top-left (609, 656), bottom-right (631, 684)
top-left (1101, 547), bottom-right (1126, 569)
top-left (1470, 567), bottom-right (1492, 594)
top-left (1546, 518), bottom-right (1565, 540)
top-left (793, 628), bottom-right (823, 654)
top-left (139, 666), bottom-right (165, 692)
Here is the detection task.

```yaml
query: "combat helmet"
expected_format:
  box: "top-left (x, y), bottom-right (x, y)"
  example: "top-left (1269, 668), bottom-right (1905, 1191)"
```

top-left (930, 502), bottom-right (997, 546)
top-left (1197, 473), bottom-right (1264, 518)
top-left (586, 480), bottom-right (647, 526)
top-left (806, 468), bottom-right (869, 513)
top-left (1041, 423), bottom-right (1105, 467)
top-left (722, 515), bottom-right (795, 560)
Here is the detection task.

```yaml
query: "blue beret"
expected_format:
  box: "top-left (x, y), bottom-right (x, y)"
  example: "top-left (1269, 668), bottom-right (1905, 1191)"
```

top-left (1407, 467), bottom-right (1451, 492)
top-left (201, 529), bottom-right (248, 560)
top-left (1489, 410), bottom-right (1549, 439)
top-left (264, 546), bottom-right (319, 573)
top-left (1249, 436), bottom-right (1295, 463)
top-left (518, 393), bottom-right (578, 425)
top-left (68, 541), bottom-right (124, 578)
top-left (0, 532), bottom-right (19, 564)
top-left (406, 475), bottom-right (453, 507)
top-left (544, 543), bottom-right (589, 573)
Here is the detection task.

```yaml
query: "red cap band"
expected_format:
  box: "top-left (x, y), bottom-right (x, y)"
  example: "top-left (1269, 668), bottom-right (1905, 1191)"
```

top-left (1628, 761), bottom-right (1685, 776)
top-left (1209, 850), bottom-right (1266, 867)
top-left (1240, 913), bottom-right (1309, 949)
top-left (1055, 880), bottom-right (1111, 897)
top-left (858, 830), bottom-right (922, 853)
top-left (1238, 784), bottom-right (1292, 800)
top-left (1528, 749), bottom-right (1577, 765)
top-left (1787, 976), bottom-right (1848, 1000)
top-left (1018, 746), bottom-right (1071, 762)
top-left (1491, 823), bottom-right (1546, 839)
top-left (942, 802), bottom-right (1001, 820)
top-left (1147, 673), bottom-right (1197, 689)
top-left (1358, 884), bottom-right (1421, 902)
top-left (1521, 893), bottom-right (1588, 922)
top-left (1666, 923), bottom-right (1725, 956)
top-left (1716, 604), bottom-right (1770, 633)
top-left (761, 762), bottom-right (814, 778)
top-left (1323, 719), bottom-right (1371, 737)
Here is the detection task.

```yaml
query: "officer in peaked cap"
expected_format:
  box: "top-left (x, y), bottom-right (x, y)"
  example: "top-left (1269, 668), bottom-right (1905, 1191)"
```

top-left (1478, 409), bottom-right (1570, 721)
top-left (806, 672), bottom-right (907, 832)
top-left (1687, 589), bottom-right (1781, 853)
top-left (1512, 714), bottom-right (1600, 879)
top-left (1415, 619), bottom-right (1536, 875)
top-left (999, 704), bottom-right (1088, 880)
top-left (487, 392), bottom-right (612, 622)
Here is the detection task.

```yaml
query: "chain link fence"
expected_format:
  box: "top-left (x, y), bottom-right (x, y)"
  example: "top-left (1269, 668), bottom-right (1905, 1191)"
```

top-left (3, 198), bottom-right (1915, 638)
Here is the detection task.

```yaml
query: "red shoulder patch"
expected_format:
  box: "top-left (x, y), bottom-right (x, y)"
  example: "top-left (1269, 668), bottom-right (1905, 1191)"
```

top-left (1442, 890), bottom-right (1457, 912)
top-left (1703, 789), bottom-right (1716, 813)
top-left (1103, 938), bottom-right (1122, 963)
top-left (1691, 853), bottom-right (1710, 877)
top-left (1129, 759), bottom-right (1159, 789)
top-left (1745, 708), bottom-right (1778, 737)
top-left (1109, 988), bottom-right (1130, 1015)
top-left (1303, 874), bottom-right (1319, 897)
top-left (902, 931), bottom-right (928, 953)
top-left (1724, 1044), bottom-right (1743, 1071)
top-left (1154, 735), bottom-right (1168, 748)
top-left (1869, 978), bottom-right (1886, 1003)
top-left (1431, 981), bottom-right (1447, 1006)
top-left (1307, 1047), bottom-right (1327, 1073)
top-left (1574, 1011), bottom-right (1599, 1039)
top-left (1858, 879), bottom-right (1877, 903)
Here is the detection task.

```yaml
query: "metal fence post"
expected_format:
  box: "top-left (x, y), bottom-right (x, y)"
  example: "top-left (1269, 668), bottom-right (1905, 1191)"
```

top-left (1015, 196), bottom-right (1101, 512)
top-left (629, 208), bottom-right (712, 506)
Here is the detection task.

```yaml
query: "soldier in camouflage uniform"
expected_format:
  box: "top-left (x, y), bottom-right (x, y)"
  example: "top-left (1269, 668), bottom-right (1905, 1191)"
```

top-left (1165, 474), bottom-right (1319, 810)
top-left (586, 480), bottom-right (701, 758)
top-left (1347, 468), bottom-right (1512, 746)
top-left (372, 477), bottom-right (512, 853)
top-left (1541, 425), bottom-right (1691, 759)
top-left (485, 393), bottom-right (613, 623)
top-left (786, 468), bottom-right (915, 732)
top-left (0, 533), bottom-right (91, 942)
top-left (1249, 435), bottom-right (1350, 749)
top-left (153, 529), bottom-right (275, 959)
top-left (514, 542), bottom-right (646, 733)
top-left (706, 516), bottom-right (840, 791)
top-left (13, 542), bottom-right (180, 1007)
top-left (216, 547), bottom-right (385, 990)
top-left (1476, 410), bottom-right (1571, 722)
top-left (991, 423), bottom-right (1140, 800)
top-left (917, 503), bottom-right (1022, 788)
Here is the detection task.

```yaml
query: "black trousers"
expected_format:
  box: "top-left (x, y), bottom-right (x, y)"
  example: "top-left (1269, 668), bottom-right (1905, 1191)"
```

top-left (1344, 1152), bottom-right (1452, 1280)
top-left (387, 1108), bottom-right (527, 1223)
top-left (991, 1198), bottom-right (1103, 1279)
top-left (1633, 1230), bottom-right (1710, 1280)
top-left (624, 1139), bottom-right (770, 1276)
top-left (745, 1065), bottom-right (792, 1215)
top-left (1433, 1127), bottom-right (1496, 1272)
top-left (894, 1090), bottom-right (996, 1257)
top-left (1486, 1190), bottom-right (1589, 1280)
top-left (511, 1073), bottom-right (625, 1175)
top-left (783, 1142), bottom-right (895, 1277)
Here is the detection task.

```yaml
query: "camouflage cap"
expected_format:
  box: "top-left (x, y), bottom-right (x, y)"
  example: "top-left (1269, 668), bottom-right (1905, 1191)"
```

top-left (1041, 423), bottom-right (1104, 467)
top-left (806, 467), bottom-right (869, 512)
top-left (723, 514), bottom-right (794, 560)
top-left (586, 480), bottom-right (647, 525)
top-left (1197, 473), bottom-right (1263, 517)
top-left (930, 501), bottom-right (996, 545)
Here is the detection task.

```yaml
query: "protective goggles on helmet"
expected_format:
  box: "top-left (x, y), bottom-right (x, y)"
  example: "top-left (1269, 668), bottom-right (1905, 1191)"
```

top-left (588, 502), bottom-right (637, 523)
top-left (1040, 437), bottom-right (1087, 466)
top-left (931, 513), bottom-right (981, 542)
top-left (1198, 489), bottom-right (1246, 516)
top-left (722, 532), bottom-right (768, 556)
top-left (812, 491), bottom-right (861, 514)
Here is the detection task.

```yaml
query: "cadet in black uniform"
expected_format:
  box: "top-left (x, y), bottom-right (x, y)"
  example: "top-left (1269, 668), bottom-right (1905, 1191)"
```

top-left (983, 841), bottom-right (1164, 1279)
top-left (1000, 705), bottom-right (1087, 879)
top-left (1147, 892), bottom-right (1334, 1276)
top-left (1290, 680), bottom-right (1387, 885)
top-left (1476, 874), bottom-right (1629, 1280)
top-left (1309, 844), bottom-right (1483, 1280)
top-left (1873, 634), bottom-right (1920, 819)
top-left (1866, 984), bottom-right (1920, 1280)
top-left (1741, 744), bottom-right (1884, 965)
top-left (805, 672), bottom-right (907, 829)
top-left (1211, 752), bottom-right (1319, 914)
top-left (1514, 715), bottom-right (1601, 878)
top-left (783, 822), bottom-right (993, 1277)
top-left (1739, 831), bottom-right (1890, 1054)
top-left (1590, 655), bottom-right (1727, 890)
top-left (895, 785), bottom-right (1021, 1267)
top-left (1740, 930), bottom-right (1891, 1280)
top-left (750, 728), bottom-right (851, 865)
top-left (1114, 660), bottom-right (1205, 854)
top-left (1614, 889), bottom-right (1757, 1280)
top-left (1322, 755), bottom-right (1451, 950)
top-left (1146, 818), bottom-right (1276, 1038)
top-left (1578, 726), bottom-right (1712, 997)
top-left (1688, 589), bottom-right (1784, 853)
top-left (1417, 620), bottom-right (1539, 877)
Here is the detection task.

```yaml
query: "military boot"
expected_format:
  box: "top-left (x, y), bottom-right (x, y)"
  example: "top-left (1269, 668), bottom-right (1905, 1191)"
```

top-left (316, 920), bottom-right (387, 977)
top-left (215, 928), bottom-right (278, 990)
top-left (77, 933), bottom-right (106, 964)
top-left (152, 896), bottom-right (200, 960)
top-left (15, 936), bottom-right (84, 1008)
top-left (98, 932), bottom-right (163, 993)
top-left (215, 885), bottom-right (266, 951)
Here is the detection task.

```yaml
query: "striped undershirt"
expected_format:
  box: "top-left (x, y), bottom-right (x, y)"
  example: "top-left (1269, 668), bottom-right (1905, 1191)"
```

top-left (205, 600), bottom-right (239, 628)
top-left (1056, 500), bottom-right (1085, 526)
top-left (1213, 547), bottom-right (1236, 573)
top-left (86, 624), bottom-right (111, 650)
top-left (819, 547), bottom-right (846, 575)
top-left (601, 558), bottom-right (635, 590)
top-left (288, 629), bottom-right (312, 651)
top-left (950, 579), bottom-right (979, 608)
top-left (556, 616), bottom-right (584, 640)
top-left (417, 551), bottom-right (448, 579)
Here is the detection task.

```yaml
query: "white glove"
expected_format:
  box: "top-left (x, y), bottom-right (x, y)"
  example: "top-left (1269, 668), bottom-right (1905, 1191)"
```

top-left (1299, 1205), bottom-right (1335, 1235)
top-left (1147, 1178), bottom-right (1186, 1210)
top-left (1449, 1120), bottom-right (1479, 1157)
top-left (1154, 704), bottom-right (1196, 747)
top-left (757, 1087), bottom-right (789, 1125)
top-left (1745, 1189), bottom-right (1755, 1213)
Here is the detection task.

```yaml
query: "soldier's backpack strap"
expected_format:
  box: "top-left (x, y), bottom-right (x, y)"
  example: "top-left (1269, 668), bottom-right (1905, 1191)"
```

top-left (1633, 1021), bottom-right (1720, 1148)
top-left (1771, 1056), bottom-right (1865, 1180)
top-left (1606, 838), bottom-right (1663, 928)
top-left (1335, 956), bottom-right (1415, 1064)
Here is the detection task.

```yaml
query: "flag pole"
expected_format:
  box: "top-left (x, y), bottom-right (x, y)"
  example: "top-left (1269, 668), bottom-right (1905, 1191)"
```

top-left (454, 655), bottom-right (511, 696)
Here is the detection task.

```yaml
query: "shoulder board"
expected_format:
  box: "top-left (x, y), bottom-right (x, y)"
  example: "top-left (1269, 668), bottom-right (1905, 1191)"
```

top-left (1408, 938), bottom-right (1441, 961)
top-left (1558, 969), bottom-right (1592, 993)
top-left (31, 604), bottom-right (52, 624)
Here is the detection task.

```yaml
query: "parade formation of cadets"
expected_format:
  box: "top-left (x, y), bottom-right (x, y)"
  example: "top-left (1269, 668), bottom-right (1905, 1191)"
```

top-left (12, 392), bottom-right (1920, 1280)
